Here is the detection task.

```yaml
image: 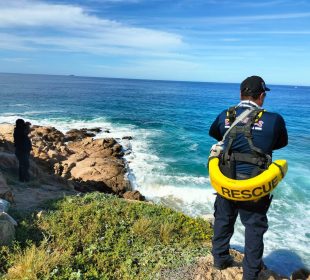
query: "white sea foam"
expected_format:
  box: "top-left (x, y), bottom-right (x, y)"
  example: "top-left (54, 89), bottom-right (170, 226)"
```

top-left (7, 104), bottom-right (28, 107)
top-left (189, 143), bottom-right (199, 151)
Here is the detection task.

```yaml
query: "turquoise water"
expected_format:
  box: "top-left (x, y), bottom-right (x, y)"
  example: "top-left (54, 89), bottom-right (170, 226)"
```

top-left (0, 73), bottom-right (309, 275)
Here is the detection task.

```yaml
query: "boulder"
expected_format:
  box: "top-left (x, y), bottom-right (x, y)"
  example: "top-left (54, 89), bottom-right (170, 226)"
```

top-left (64, 129), bottom-right (96, 142)
top-left (31, 126), bottom-right (65, 143)
top-left (0, 208), bottom-right (17, 246)
top-left (0, 124), bottom-right (132, 196)
top-left (87, 128), bottom-right (102, 133)
top-left (123, 190), bottom-right (145, 201)
top-left (0, 198), bottom-right (10, 212)
top-left (0, 216), bottom-right (16, 246)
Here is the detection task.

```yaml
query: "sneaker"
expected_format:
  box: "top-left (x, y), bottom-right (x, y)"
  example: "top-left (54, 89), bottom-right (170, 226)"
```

top-left (213, 257), bottom-right (234, 270)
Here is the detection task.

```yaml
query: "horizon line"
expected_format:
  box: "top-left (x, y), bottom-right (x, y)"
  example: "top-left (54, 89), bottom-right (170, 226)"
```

top-left (0, 71), bottom-right (308, 88)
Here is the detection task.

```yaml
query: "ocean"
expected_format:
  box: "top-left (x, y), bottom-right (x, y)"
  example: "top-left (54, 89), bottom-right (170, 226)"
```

top-left (0, 73), bottom-right (309, 275)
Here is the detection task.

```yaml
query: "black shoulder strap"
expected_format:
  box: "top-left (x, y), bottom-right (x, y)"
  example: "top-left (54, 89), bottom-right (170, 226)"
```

top-left (243, 109), bottom-right (265, 156)
top-left (222, 108), bottom-right (270, 168)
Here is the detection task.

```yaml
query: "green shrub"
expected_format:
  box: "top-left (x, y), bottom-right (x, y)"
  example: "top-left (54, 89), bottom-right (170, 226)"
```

top-left (1, 193), bottom-right (212, 279)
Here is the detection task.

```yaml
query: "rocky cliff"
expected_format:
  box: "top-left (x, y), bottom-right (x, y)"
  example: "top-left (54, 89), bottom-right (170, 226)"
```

top-left (0, 123), bottom-right (144, 210)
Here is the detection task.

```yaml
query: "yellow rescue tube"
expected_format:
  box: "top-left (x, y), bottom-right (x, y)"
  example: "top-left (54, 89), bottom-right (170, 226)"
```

top-left (209, 158), bottom-right (288, 201)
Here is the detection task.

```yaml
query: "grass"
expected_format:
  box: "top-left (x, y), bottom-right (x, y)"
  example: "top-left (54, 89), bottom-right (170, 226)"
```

top-left (0, 193), bottom-right (212, 280)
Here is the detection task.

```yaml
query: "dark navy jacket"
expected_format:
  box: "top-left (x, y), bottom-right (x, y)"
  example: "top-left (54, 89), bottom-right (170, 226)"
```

top-left (13, 130), bottom-right (32, 156)
top-left (209, 101), bottom-right (288, 175)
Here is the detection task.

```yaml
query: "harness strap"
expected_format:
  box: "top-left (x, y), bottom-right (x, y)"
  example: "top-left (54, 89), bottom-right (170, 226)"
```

top-left (243, 110), bottom-right (266, 156)
top-left (231, 152), bottom-right (266, 165)
top-left (221, 107), bottom-right (270, 176)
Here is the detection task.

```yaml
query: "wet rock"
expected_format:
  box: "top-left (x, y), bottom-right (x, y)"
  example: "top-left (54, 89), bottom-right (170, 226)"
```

top-left (86, 128), bottom-right (102, 133)
top-left (64, 129), bottom-right (96, 142)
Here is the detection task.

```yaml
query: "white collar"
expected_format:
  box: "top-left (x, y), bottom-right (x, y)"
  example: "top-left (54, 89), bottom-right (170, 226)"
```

top-left (237, 100), bottom-right (261, 109)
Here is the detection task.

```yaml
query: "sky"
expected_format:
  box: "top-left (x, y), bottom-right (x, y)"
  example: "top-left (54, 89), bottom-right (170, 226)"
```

top-left (0, 0), bottom-right (309, 85)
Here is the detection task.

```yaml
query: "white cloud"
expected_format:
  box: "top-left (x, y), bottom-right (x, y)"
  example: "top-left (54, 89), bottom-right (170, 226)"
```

top-left (1, 57), bottom-right (30, 62)
top-left (159, 12), bottom-right (310, 27)
top-left (0, 0), bottom-right (183, 52)
top-left (0, 1), bottom-right (113, 29)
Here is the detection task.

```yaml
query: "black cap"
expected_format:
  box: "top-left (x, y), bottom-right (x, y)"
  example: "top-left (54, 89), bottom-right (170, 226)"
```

top-left (240, 76), bottom-right (270, 95)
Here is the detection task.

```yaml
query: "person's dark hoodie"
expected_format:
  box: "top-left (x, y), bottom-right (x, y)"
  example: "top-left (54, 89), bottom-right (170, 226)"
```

top-left (13, 119), bottom-right (32, 155)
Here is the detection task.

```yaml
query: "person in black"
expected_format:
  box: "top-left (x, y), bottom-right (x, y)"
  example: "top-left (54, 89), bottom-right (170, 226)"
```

top-left (209, 76), bottom-right (288, 280)
top-left (13, 119), bottom-right (32, 182)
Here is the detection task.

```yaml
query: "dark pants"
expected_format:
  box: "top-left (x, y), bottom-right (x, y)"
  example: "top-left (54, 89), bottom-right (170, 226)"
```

top-left (16, 153), bottom-right (30, 182)
top-left (212, 194), bottom-right (272, 280)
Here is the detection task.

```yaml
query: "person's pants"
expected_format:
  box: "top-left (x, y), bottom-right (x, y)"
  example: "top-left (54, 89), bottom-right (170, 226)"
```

top-left (16, 153), bottom-right (30, 182)
top-left (212, 194), bottom-right (272, 280)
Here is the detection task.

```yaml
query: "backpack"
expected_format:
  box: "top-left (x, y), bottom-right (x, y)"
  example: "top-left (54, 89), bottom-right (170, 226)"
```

top-left (219, 106), bottom-right (271, 179)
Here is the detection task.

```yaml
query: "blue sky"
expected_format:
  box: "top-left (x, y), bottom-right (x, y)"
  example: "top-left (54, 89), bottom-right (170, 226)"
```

top-left (0, 0), bottom-right (309, 85)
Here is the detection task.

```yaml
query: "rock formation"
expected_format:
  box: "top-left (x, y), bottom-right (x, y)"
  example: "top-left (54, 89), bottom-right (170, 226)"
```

top-left (159, 249), bottom-right (303, 280)
top-left (0, 124), bottom-right (143, 205)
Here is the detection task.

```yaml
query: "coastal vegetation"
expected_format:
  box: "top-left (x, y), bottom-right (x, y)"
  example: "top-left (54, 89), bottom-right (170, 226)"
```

top-left (0, 193), bottom-right (212, 280)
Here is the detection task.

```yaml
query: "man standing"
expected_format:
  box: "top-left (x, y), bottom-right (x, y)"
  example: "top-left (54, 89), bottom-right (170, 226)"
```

top-left (13, 119), bottom-right (32, 182)
top-left (209, 76), bottom-right (288, 280)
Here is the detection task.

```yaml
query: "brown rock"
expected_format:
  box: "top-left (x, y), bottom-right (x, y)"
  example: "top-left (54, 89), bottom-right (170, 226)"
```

top-left (123, 190), bottom-right (145, 201)
top-left (64, 129), bottom-right (96, 142)
top-left (70, 158), bottom-right (125, 181)
top-left (1, 124), bottom-right (133, 197)
top-left (0, 124), bottom-right (14, 143)
top-left (0, 191), bottom-right (15, 204)
top-left (31, 126), bottom-right (65, 143)
top-left (291, 268), bottom-right (310, 280)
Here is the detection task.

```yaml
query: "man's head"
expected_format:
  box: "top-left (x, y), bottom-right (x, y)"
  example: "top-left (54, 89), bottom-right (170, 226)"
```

top-left (240, 76), bottom-right (270, 106)
top-left (15, 118), bottom-right (25, 128)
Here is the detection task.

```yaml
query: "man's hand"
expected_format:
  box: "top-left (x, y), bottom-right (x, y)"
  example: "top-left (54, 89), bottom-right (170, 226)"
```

top-left (209, 142), bottom-right (223, 158)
